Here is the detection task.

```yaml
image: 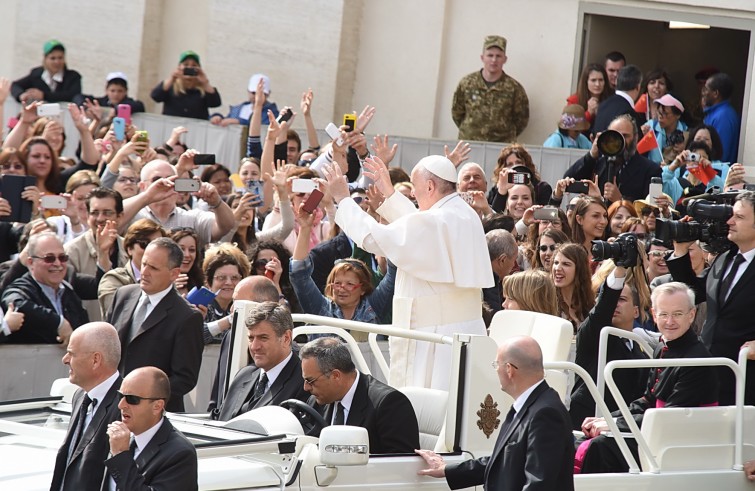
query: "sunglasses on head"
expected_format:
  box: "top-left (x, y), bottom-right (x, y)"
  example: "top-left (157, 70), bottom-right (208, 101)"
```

top-left (538, 244), bottom-right (557, 253)
top-left (32, 253), bottom-right (69, 264)
top-left (117, 390), bottom-right (164, 405)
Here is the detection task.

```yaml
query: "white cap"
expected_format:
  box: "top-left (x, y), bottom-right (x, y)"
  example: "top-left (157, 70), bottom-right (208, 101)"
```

top-left (248, 73), bottom-right (271, 94)
top-left (417, 155), bottom-right (457, 182)
top-left (106, 71), bottom-right (128, 84)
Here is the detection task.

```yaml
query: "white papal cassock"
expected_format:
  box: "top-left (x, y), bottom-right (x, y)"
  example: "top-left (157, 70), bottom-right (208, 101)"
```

top-left (335, 190), bottom-right (494, 389)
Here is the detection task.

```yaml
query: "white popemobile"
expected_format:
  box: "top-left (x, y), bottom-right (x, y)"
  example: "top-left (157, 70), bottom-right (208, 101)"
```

top-left (0, 304), bottom-right (752, 490)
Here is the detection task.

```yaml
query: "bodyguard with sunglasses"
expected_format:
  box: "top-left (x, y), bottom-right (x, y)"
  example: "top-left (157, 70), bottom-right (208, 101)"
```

top-left (1, 232), bottom-right (96, 345)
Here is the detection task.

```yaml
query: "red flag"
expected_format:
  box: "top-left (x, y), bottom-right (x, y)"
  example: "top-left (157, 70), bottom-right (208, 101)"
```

top-left (634, 93), bottom-right (648, 114)
top-left (637, 130), bottom-right (658, 154)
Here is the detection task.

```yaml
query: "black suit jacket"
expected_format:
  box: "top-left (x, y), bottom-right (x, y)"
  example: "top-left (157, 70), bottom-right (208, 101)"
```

top-left (308, 231), bottom-right (354, 292)
top-left (50, 376), bottom-right (122, 491)
top-left (445, 382), bottom-right (574, 491)
top-left (11, 66), bottom-right (83, 103)
top-left (310, 373), bottom-right (419, 454)
top-left (215, 352), bottom-right (309, 421)
top-left (103, 418), bottom-right (197, 491)
top-left (570, 281), bottom-right (649, 429)
top-left (563, 151), bottom-right (661, 203)
top-left (593, 93), bottom-right (639, 134)
top-left (667, 248), bottom-right (755, 405)
top-left (107, 284), bottom-right (204, 412)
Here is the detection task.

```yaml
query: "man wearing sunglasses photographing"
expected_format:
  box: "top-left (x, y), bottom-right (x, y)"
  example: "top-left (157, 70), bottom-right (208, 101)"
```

top-left (104, 366), bottom-right (197, 491)
top-left (1, 232), bottom-right (98, 346)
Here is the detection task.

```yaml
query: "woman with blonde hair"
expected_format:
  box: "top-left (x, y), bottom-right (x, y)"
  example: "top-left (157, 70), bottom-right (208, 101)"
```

top-left (501, 269), bottom-right (559, 317)
top-left (151, 50), bottom-right (221, 120)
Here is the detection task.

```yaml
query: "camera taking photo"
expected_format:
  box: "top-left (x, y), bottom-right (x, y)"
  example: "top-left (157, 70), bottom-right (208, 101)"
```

top-left (591, 232), bottom-right (639, 268)
top-left (655, 193), bottom-right (735, 254)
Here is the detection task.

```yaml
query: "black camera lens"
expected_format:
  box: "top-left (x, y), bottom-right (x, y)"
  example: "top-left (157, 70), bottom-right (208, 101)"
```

top-left (597, 130), bottom-right (625, 157)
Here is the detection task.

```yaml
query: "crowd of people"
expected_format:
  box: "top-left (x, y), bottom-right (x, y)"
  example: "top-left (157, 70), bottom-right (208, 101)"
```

top-left (1, 36), bottom-right (754, 488)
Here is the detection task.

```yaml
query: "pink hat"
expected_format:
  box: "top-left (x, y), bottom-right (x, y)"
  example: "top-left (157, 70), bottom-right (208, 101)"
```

top-left (655, 94), bottom-right (684, 113)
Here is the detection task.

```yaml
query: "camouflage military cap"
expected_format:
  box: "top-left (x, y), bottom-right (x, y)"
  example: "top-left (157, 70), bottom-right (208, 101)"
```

top-left (483, 35), bottom-right (507, 53)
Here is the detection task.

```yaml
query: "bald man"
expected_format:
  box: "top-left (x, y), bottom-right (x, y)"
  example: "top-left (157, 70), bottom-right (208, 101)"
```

top-left (118, 158), bottom-right (235, 242)
top-left (105, 367), bottom-right (197, 490)
top-left (324, 155), bottom-right (493, 390)
top-left (51, 322), bottom-right (123, 491)
top-left (417, 336), bottom-right (574, 490)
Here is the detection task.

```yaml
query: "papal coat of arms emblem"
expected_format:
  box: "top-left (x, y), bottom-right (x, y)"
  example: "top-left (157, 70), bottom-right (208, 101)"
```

top-left (476, 394), bottom-right (501, 438)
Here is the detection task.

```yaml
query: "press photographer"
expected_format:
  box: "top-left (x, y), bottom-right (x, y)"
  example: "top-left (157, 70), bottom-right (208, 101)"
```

top-left (563, 114), bottom-right (660, 203)
top-left (666, 190), bottom-right (755, 405)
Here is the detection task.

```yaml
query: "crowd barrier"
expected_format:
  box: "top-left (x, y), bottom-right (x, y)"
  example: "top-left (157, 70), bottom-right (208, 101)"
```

top-left (3, 98), bottom-right (581, 181)
top-left (0, 341), bottom-right (389, 413)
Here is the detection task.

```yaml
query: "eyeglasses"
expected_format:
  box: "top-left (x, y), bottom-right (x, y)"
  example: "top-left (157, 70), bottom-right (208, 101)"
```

top-left (116, 176), bottom-right (138, 184)
top-left (538, 244), bottom-right (557, 253)
top-left (89, 210), bottom-right (117, 218)
top-left (303, 371), bottom-right (332, 387)
top-left (648, 250), bottom-right (669, 258)
top-left (213, 274), bottom-right (242, 283)
top-left (641, 207), bottom-right (659, 217)
top-left (31, 253), bottom-right (69, 264)
top-left (117, 390), bottom-right (165, 405)
top-left (352, 196), bottom-right (369, 205)
top-left (491, 360), bottom-right (519, 370)
top-left (1, 162), bottom-right (25, 171)
top-left (134, 239), bottom-right (150, 249)
top-left (298, 158), bottom-right (314, 166)
top-left (253, 259), bottom-right (269, 270)
top-left (656, 310), bottom-right (692, 322)
top-left (328, 281), bottom-right (363, 292)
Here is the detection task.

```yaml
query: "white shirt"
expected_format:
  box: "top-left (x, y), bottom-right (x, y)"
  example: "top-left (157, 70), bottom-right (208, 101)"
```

top-left (140, 284), bottom-right (174, 319)
top-left (332, 372), bottom-right (360, 424)
top-left (131, 261), bottom-right (141, 281)
top-left (615, 90), bottom-right (635, 107)
top-left (722, 248), bottom-right (755, 296)
top-left (512, 379), bottom-right (545, 414)
top-left (84, 372), bottom-right (120, 429)
top-left (263, 351), bottom-right (293, 389)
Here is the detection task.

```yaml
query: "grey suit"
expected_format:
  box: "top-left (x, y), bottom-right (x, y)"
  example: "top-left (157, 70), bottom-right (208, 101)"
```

top-left (214, 352), bottom-right (309, 421)
top-left (445, 381), bottom-right (574, 491)
top-left (50, 377), bottom-right (122, 491)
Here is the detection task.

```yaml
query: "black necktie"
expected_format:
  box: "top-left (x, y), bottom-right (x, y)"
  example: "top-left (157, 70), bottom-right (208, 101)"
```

top-left (502, 406), bottom-right (516, 432)
top-left (129, 438), bottom-right (138, 458)
top-left (69, 395), bottom-right (93, 457)
top-left (719, 253), bottom-right (745, 304)
top-left (241, 372), bottom-right (268, 413)
top-left (333, 402), bottom-right (345, 425)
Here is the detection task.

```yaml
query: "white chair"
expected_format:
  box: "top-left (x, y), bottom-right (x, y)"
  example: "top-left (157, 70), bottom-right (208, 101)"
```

top-left (488, 310), bottom-right (573, 401)
top-left (399, 387), bottom-right (448, 451)
top-left (640, 406), bottom-right (755, 472)
top-left (50, 378), bottom-right (77, 403)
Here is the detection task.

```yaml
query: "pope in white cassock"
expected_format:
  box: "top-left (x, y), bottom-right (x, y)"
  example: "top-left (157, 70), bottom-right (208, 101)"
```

top-left (322, 154), bottom-right (493, 390)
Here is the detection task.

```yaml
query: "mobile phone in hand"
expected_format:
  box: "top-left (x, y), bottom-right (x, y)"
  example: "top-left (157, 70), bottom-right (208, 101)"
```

top-left (566, 181), bottom-right (589, 194)
top-left (174, 178), bottom-right (200, 193)
top-left (193, 154), bottom-right (216, 165)
top-left (507, 172), bottom-right (530, 185)
top-left (343, 113), bottom-right (356, 132)
top-left (302, 189), bottom-right (324, 213)
top-left (183, 67), bottom-right (198, 76)
top-left (276, 107), bottom-right (293, 124)
top-left (117, 104), bottom-right (131, 125)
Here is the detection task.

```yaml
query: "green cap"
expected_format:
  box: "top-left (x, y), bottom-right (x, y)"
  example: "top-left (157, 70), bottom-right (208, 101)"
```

top-left (179, 50), bottom-right (200, 65)
top-left (43, 39), bottom-right (65, 56)
top-left (483, 35), bottom-right (507, 53)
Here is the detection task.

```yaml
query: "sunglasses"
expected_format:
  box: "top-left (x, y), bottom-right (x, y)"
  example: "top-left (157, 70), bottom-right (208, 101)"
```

top-left (352, 196), bottom-right (369, 205)
top-left (117, 390), bottom-right (164, 405)
top-left (538, 244), bottom-right (557, 252)
top-left (32, 253), bottom-right (69, 264)
top-left (641, 207), bottom-right (659, 217)
top-left (116, 176), bottom-right (138, 184)
top-left (134, 239), bottom-right (150, 249)
top-left (648, 250), bottom-right (669, 258)
top-left (253, 259), bottom-right (270, 269)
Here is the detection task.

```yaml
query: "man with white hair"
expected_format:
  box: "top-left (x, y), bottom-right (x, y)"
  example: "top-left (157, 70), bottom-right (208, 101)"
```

top-left (458, 162), bottom-right (493, 218)
top-left (117, 154), bottom-right (235, 243)
top-left (323, 154), bottom-right (493, 389)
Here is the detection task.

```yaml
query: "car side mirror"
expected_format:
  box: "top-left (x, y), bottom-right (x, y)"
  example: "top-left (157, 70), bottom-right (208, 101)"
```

top-left (319, 426), bottom-right (369, 466)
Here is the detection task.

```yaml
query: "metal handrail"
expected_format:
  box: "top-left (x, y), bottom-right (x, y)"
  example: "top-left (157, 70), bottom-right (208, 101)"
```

top-left (595, 326), bottom-right (655, 417)
top-left (368, 332), bottom-right (390, 381)
top-left (603, 354), bottom-right (745, 473)
top-left (291, 314), bottom-right (453, 345)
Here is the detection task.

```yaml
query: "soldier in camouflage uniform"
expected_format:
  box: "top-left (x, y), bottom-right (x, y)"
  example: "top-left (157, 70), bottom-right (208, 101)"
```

top-left (452, 35), bottom-right (529, 143)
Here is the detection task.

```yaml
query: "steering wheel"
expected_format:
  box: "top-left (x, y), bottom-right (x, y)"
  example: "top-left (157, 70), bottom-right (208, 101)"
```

top-left (280, 399), bottom-right (328, 437)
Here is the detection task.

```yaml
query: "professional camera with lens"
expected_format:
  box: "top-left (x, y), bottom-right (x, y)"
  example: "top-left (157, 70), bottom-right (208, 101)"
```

top-left (597, 130), bottom-right (625, 157)
top-left (655, 198), bottom-right (733, 254)
top-left (591, 232), bottom-right (638, 268)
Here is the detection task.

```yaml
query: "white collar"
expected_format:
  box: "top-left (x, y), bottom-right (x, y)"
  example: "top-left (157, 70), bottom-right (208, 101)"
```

top-left (133, 417), bottom-right (164, 454)
top-left (430, 192), bottom-right (457, 210)
top-left (338, 371), bottom-right (360, 413)
top-left (512, 379), bottom-right (545, 414)
top-left (85, 371), bottom-right (120, 409)
top-left (143, 284), bottom-right (173, 307)
top-left (615, 90), bottom-right (634, 107)
top-left (260, 351), bottom-right (292, 388)
top-left (41, 69), bottom-right (64, 86)
top-left (736, 247), bottom-right (755, 264)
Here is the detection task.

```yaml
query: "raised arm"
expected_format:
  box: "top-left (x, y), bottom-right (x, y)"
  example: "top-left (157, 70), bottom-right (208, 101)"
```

top-left (300, 88), bottom-right (319, 151)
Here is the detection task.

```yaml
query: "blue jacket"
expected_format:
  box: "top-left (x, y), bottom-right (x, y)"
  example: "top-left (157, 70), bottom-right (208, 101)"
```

top-left (543, 131), bottom-right (591, 150)
top-left (646, 119), bottom-right (688, 164)
top-left (704, 101), bottom-right (740, 163)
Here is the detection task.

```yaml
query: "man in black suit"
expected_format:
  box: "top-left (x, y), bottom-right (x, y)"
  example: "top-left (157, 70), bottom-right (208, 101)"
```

top-left (667, 190), bottom-right (755, 405)
top-left (214, 301), bottom-right (309, 421)
top-left (207, 276), bottom-right (283, 414)
top-left (416, 336), bottom-right (574, 490)
top-left (564, 114), bottom-right (661, 203)
top-left (570, 265), bottom-right (649, 429)
top-left (104, 367), bottom-right (197, 490)
top-left (106, 237), bottom-right (203, 412)
top-left (300, 337), bottom-right (420, 454)
top-left (593, 64), bottom-right (642, 133)
top-left (50, 322), bottom-right (122, 491)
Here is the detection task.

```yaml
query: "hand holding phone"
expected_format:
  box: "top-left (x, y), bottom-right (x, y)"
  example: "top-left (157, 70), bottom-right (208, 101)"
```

top-left (566, 181), bottom-right (589, 194)
top-left (117, 104), bottom-right (132, 125)
top-left (343, 113), bottom-right (356, 132)
top-left (301, 189), bottom-right (324, 213)
top-left (246, 180), bottom-right (264, 206)
top-left (507, 172), bottom-right (530, 185)
top-left (174, 178), bottom-right (200, 193)
top-left (193, 154), bottom-right (216, 165)
top-left (112, 117), bottom-right (126, 141)
top-left (183, 67), bottom-right (198, 76)
top-left (325, 123), bottom-right (344, 146)
top-left (276, 107), bottom-right (293, 124)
